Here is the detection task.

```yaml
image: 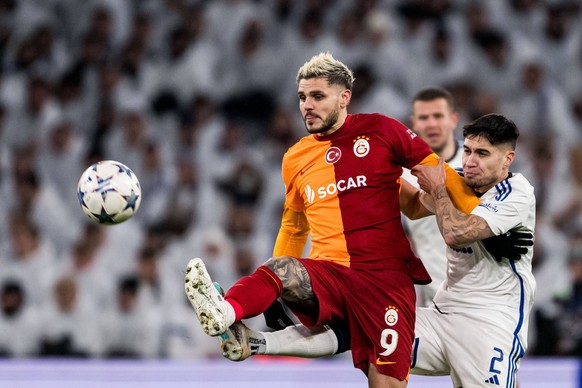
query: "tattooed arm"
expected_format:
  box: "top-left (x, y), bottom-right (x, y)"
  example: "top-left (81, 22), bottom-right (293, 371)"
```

top-left (428, 185), bottom-right (494, 248)
top-left (412, 157), bottom-right (494, 248)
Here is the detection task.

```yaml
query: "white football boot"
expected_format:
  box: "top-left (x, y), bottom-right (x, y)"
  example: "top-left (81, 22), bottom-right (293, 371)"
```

top-left (184, 258), bottom-right (229, 336)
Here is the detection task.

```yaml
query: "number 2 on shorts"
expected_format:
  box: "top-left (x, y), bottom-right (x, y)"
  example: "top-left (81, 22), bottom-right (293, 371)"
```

top-left (489, 347), bottom-right (504, 374)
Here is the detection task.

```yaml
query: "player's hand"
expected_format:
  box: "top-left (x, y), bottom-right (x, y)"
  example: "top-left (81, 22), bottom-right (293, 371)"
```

top-left (411, 156), bottom-right (447, 195)
top-left (482, 230), bottom-right (534, 262)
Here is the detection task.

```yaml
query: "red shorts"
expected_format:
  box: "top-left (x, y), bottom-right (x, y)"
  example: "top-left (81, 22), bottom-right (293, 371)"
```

top-left (291, 258), bottom-right (416, 381)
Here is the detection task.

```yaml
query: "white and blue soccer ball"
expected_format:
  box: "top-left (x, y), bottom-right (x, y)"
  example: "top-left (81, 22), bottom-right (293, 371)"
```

top-left (77, 160), bottom-right (142, 225)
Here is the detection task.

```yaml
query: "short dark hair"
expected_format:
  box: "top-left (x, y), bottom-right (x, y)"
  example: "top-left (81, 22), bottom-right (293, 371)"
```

top-left (412, 86), bottom-right (455, 111)
top-left (462, 113), bottom-right (519, 150)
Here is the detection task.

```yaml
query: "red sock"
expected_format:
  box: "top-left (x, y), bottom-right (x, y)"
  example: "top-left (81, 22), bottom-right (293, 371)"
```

top-left (225, 266), bottom-right (283, 320)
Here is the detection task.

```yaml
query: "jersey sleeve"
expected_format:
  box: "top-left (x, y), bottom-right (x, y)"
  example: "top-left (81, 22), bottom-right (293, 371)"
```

top-left (272, 208), bottom-right (310, 257)
top-left (471, 178), bottom-right (534, 235)
top-left (274, 150), bottom-right (310, 257)
top-left (384, 116), bottom-right (434, 169)
top-left (281, 150), bottom-right (305, 213)
top-left (418, 153), bottom-right (480, 215)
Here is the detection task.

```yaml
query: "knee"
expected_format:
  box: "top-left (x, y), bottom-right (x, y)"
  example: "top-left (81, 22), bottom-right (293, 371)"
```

top-left (264, 256), bottom-right (300, 285)
top-left (264, 255), bottom-right (297, 271)
top-left (264, 256), bottom-right (312, 303)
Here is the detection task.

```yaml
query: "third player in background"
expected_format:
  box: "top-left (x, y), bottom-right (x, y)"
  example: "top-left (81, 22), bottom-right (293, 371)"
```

top-left (402, 86), bottom-right (463, 307)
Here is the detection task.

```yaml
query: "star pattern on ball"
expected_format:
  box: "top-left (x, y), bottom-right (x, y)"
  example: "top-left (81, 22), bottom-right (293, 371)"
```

top-left (118, 163), bottom-right (134, 178)
top-left (123, 190), bottom-right (140, 211)
top-left (78, 160), bottom-right (141, 225)
top-left (97, 209), bottom-right (116, 224)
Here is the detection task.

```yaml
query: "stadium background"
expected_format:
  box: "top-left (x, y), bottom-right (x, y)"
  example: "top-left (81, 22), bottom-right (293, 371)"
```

top-left (0, 0), bottom-right (581, 386)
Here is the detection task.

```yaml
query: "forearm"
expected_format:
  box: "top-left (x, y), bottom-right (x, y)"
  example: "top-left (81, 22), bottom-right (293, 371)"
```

top-left (399, 178), bottom-right (433, 220)
top-left (431, 185), bottom-right (494, 248)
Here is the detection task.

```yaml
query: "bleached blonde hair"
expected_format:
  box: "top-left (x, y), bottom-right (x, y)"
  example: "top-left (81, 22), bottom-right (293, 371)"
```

top-left (296, 52), bottom-right (354, 90)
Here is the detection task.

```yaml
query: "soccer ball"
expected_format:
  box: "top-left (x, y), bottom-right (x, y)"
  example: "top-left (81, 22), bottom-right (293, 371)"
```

top-left (77, 160), bottom-right (142, 225)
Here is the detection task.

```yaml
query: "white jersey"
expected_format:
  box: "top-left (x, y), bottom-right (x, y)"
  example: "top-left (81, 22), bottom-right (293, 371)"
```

top-left (433, 172), bottom-right (536, 323)
top-left (402, 141), bottom-right (463, 306)
top-left (412, 172), bottom-right (536, 387)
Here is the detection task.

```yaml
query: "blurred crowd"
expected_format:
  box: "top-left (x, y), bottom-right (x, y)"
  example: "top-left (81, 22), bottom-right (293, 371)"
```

top-left (1, 0), bottom-right (582, 360)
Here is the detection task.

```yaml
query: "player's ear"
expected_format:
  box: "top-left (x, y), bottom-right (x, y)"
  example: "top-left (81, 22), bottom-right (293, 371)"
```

top-left (451, 111), bottom-right (459, 127)
top-left (340, 89), bottom-right (352, 108)
top-left (504, 150), bottom-right (515, 168)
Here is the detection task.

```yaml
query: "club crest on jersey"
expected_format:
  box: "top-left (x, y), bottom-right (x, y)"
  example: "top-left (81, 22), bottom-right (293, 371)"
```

top-left (325, 147), bottom-right (342, 164)
top-left (353, 136), bottom-right (370, 158)
top-left (385, 306), bottom-right (399, 327)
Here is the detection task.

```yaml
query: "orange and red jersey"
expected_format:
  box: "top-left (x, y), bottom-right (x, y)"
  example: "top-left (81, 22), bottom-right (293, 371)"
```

top-left (276, 114), bottom-right (431, 281)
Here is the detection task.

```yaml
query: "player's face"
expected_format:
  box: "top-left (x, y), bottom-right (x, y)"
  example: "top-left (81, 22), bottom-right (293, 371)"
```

top-left (462, 136), bottom-right (515, 193)
top-left (411, 98), bottom-right (458, 154)
top-left (298, 78), bottom-right (350, 136)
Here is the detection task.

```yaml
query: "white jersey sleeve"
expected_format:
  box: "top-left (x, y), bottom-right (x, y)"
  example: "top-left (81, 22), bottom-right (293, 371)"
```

top-left (471, 173), bottom-right (536, 236)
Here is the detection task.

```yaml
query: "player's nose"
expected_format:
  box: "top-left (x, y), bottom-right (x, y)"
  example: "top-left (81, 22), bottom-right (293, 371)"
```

top-left (464, 153), bottom-right (478, 166)
top-left (303, 97), bottom-right (316, 109)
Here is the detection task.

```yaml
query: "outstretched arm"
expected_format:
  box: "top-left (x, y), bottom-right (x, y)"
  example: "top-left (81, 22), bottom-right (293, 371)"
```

top-left (412, 157), bottom-right (494, 248)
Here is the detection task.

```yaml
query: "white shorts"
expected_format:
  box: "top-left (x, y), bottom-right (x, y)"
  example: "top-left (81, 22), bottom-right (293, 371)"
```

top-left (410, 306), bottom-right (526, 387)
